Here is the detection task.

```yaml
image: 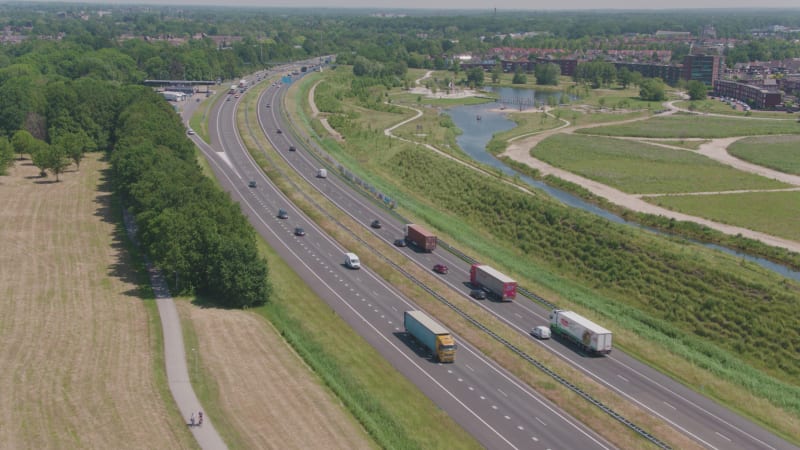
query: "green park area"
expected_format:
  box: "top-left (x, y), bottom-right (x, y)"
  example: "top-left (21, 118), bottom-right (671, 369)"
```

top-left (728, 135), bottom-right (800, 175)
top-left (650, 190), bottom-right (800, 242)
top-left (531, 134), bottom-right (789, 194)
top-left (578, 112), bottom-right (800, 138)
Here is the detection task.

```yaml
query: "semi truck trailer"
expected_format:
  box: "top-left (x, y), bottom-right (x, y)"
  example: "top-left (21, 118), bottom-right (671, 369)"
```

top-left (549, 309), bottom-right (612, 355)
top-left (469, 264), bottom-right (517, 301)
top-left (404, 310), bottom-right (456, 363)
top-left (404, 224), bottom-right (437, 252)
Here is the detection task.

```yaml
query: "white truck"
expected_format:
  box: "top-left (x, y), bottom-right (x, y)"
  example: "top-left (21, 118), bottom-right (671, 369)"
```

top-left (549, 309), bottom-right (612, 355)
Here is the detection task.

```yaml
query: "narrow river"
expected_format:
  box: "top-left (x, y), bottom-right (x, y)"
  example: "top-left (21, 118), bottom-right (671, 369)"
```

top-left (445, 96), bottom-right (800, 282)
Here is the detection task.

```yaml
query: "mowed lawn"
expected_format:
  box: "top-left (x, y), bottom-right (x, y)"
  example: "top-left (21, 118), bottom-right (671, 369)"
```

top-left (0, 154), bottom-right (192, 449)
top-left (532, 134), bottom-right (789, 194)
top-left (577, 113), bottom-right (800, 138)
top-left (649, 190), bottom-right (800, 242)
top-left (728, 135), bottom-right (800, 175)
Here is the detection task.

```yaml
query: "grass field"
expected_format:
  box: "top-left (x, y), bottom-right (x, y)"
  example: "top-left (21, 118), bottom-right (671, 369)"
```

top-left (728, 135), bottom-right (800, 175)
top-left (0, 154), bottom-right (193, 449)
top-left (532, 134), bottom-right (790, 194)
top-left (648, 190), bottom-right (800, 242)
top-left (178, 299), bottom-right (375, 450)
top-left (579, 112), bottom-right (800, 138)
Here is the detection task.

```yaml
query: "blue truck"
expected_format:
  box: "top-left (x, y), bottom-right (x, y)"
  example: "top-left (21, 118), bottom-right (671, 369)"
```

top-left (404, 310), bottom-right (456, 363)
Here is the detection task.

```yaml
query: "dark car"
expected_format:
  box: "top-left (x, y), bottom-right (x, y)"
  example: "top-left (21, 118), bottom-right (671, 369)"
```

top-left (276, 129), bottom-right (282, 134)
top-left (277, 209), bottom-right (289, 219)
top-left (248, 180), bottom-right (257, 188)
top-left (470, 289), bottom-right (487, 300)
top-left (370, 219), bottom-right (382, 229)
top-left (265, 103), bottom-right (270, 108)
top-left (288, 145), bottom-right (296, 151)
top-left (433, 264), bottom-right (449, 275)
top-left (294, 227), bottom-right (306, 236)
top-left (393, 238), bottom-right (407, 247)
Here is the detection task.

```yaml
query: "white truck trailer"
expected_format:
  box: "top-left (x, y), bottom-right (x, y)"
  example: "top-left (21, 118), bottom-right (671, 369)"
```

top-left (549, 309), bottom-right (612, 355)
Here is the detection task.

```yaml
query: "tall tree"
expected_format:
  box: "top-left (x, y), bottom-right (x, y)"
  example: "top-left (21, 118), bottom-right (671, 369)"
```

top-left (535, 63), bottom-right (560, 86)
top-left (11, 130), bottom-right (36, 160)
top-left (639, 78), bottom-right (666, 101)
top-left (0, 136), bottom-right (14, 175)
top-left (687, 80), bottom-right (708, 101)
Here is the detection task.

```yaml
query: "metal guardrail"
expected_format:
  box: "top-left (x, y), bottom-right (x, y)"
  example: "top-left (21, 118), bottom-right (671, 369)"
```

top-left (247, 80), bottom-right (672, 450)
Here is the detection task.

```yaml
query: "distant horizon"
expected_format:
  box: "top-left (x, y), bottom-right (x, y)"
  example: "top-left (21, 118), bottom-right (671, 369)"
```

top-left (19, 0), bottom-right (800, 11)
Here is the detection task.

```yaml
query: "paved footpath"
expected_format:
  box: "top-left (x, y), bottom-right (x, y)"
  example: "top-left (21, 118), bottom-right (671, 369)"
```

top-left (123, 209), bottom-right (227, 450)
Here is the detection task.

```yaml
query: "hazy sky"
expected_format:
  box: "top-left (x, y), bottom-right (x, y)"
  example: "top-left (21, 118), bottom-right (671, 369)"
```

top-left (31, 0), bottom-right (800, 10)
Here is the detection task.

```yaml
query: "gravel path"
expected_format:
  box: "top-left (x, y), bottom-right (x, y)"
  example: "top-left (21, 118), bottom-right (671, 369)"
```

top-left (499, 101), bottom-right (800, 254)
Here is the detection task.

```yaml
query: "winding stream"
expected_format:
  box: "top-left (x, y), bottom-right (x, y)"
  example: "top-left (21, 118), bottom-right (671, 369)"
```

top-left (445, 91), bottom-right (800, 282)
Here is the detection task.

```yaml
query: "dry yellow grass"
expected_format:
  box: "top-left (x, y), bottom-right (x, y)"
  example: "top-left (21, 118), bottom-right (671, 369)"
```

top-left (0, 155), bottom-right (192, 449)
top-left (180, 303), bottom-right (374, 449)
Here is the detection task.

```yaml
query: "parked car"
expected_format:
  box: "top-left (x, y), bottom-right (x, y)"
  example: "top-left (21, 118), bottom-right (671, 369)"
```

top-left (248, 180), bottom-right (257, 188)
top-left (277, 209), bottom-right (289, 219)
top-left (393, 238), bottom-right (407, 247)
top-left (370, 219), bottom-right (382, 229)
top-left (433, 264), bottom-right (449, 274)
top-left (294, 227), bottom-right (306, 236)
top-left (470, 289), bottom-right (487, 300)
top-left (531, 325), bottom-right (552, 340)
top-left (187, 129), bottom-right (195, 135)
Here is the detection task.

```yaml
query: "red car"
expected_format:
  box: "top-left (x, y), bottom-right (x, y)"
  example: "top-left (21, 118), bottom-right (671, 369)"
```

top-left (433, 264), bottom-right (448, 274)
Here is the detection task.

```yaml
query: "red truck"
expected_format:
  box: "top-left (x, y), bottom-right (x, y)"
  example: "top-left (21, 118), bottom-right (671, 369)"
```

top-left (404, 224), bottom-right (437, 252)
top-left (470, 264), bottom-right (517, 301)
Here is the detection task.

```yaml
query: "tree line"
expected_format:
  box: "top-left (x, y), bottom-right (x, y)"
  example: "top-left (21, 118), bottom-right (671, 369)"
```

top-left (0, 17), bottom-right (271, 308)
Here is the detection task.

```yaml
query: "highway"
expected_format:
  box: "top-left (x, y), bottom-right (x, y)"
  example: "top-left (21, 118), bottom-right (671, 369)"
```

top-left (192, 71), bottom-right (613, 449)
top-left (225, 70), bottom-right (799, 450)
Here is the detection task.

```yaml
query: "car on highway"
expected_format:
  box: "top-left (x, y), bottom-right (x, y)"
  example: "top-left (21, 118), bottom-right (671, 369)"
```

top-left (234, 94), bottom-right (240, 98)
top-left (277, 209), bottom-right (289, 219)
top-left (288, 145), bottom-right (296, 151)
top-left (265, 103), bottom-right (270, 108)
top-left (370, 219), bottom-right (382, 229)
top-left (344, 252), bottom-right (361, 269)
top-left (531, 325), bottom-right (552, 340)
top-left (433, 264), bottom-right (449, 274)
top-left (248, 180), bottom-right (257, 188)
top-left (276, 129), bottom-right (282, 134)
top-left (226, 96), bottom-right (231, 102)
top-left (470, 289), bottom-right (487, 300)
top-left (393, 238), bottom-right (407, 247)
top-left (294, 227), bottom-right (306, 236)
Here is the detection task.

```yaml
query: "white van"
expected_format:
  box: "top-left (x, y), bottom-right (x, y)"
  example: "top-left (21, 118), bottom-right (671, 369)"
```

top-left (531, 325), bottom-right (551, 340)
top-left (317, 168), bottom-right (327, 178)
top-left (344, 252), bottom-right (360, 269)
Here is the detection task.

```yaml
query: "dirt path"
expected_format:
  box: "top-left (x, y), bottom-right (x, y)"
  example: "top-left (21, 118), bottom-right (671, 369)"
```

top-left (694, 137), bottom-right (800, 185)
top-left (0, 155), bottom-right (193, 449)
top-left (308, 79), bottom-right (344, 141)
top-left (497, 101), bottom-right (800, 253)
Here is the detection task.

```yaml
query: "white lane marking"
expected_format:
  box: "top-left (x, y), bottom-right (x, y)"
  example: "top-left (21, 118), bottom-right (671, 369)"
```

top-left (536, 417), bottom-right (546, 426)
top-left (663, 401), bottom-right (676, 410)
top-left (532, 436), bottom-right (539, 442)
top-left (468, 386), bottom-right (474, 391)
top-left (505, 415), bottom-right (511, 420)
top-left (497, 388), bottom-right (508, 398)
top-left (514, 313), bottom-right (522, 319)
top-left (480, 395), bottom-right (486, 400)
top-left (465, 364), bottom-right (475, 372)
top-left (617, 374), bottom-right (629, 382)
top-left (517, 426), bottom-right (524, 431)
top-left (491, 405), bottom-right (498, 410)
top-left (391, 306), bottom-right (397, 312)
top-left (715, 432), bottom-right (732, 442)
